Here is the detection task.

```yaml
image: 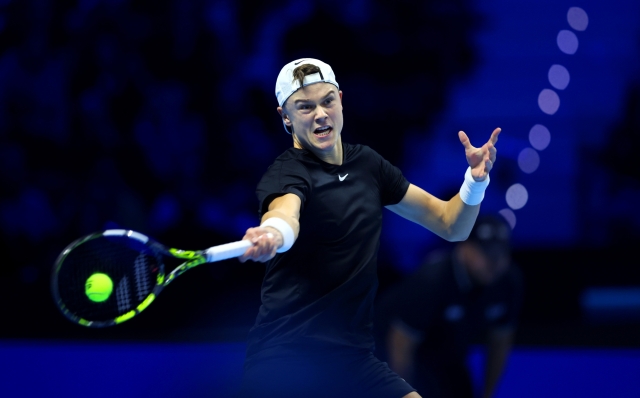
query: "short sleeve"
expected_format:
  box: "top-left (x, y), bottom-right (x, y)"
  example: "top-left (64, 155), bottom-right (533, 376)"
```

top-left (366, 147), bottom-right (409, 206)
top-left (256, 158), bottom-right (310, 217)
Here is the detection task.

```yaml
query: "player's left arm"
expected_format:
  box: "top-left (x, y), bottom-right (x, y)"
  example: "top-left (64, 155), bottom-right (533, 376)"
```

top-left (386, 184), bottom-right (477, 241)
top-left (483, 327), bottom-right (515, 398)
top-left (386, 128), bottom-right (501, 241)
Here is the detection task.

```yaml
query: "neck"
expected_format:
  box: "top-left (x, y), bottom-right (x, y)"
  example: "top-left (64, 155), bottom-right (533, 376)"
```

top-left (293, 137), bottom-right (343, 165)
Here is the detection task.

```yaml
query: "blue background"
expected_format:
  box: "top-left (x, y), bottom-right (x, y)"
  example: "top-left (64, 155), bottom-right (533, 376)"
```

top-left (1, 0), bottom-right (639, 396)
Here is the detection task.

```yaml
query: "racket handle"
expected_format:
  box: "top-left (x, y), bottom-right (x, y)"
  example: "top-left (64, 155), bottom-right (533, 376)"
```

top-left (205, 240), bottom-right (252, 262)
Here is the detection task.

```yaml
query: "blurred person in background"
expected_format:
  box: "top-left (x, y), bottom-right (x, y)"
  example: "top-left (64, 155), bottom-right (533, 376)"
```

top-left (375, 214), bottom-right (523, 398)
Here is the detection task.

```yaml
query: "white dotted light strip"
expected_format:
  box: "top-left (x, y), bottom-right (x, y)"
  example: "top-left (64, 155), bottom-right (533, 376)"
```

top-left (499, 7), bottom-right (589, 230)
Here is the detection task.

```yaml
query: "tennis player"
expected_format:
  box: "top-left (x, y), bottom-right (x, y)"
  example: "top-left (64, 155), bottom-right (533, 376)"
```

top-left (236, 58), bottom-right (500, 398)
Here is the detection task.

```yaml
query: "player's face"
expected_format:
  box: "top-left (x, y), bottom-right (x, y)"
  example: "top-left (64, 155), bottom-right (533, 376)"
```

top-left (462, 242), bottom-right (510, 286)
top-left (278, 83), bottom-right (344, 163)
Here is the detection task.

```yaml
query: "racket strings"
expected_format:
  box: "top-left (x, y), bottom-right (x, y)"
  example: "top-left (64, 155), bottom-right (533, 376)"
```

top-left (116, 276), bottom-right (132, 313)
top-left (134, 254), bottom-right (153, 301)
top-left (55, 236), bottom-right (162, 323)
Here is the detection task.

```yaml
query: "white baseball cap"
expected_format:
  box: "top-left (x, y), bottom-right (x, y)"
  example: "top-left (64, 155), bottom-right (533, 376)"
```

top-left (275, 58), bottom-right (339, 134)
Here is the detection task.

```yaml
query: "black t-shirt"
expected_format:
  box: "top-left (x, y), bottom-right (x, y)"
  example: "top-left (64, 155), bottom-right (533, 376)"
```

top-left (375, 250), bottom-right (523, 366)
top-left (245, 142), bottom-right (410, 362)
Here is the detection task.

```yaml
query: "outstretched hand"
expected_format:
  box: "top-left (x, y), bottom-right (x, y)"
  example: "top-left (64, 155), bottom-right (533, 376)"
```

top-left (458, 127), bottom-right (501, 181)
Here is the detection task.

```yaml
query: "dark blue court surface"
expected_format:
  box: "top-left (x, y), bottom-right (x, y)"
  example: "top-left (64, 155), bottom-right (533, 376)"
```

top-left (2, 340), bottom-right (639, 398)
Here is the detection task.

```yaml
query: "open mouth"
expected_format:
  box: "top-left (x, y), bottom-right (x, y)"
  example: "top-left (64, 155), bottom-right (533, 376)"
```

top-left (314, 126), bottom-right (332, 137)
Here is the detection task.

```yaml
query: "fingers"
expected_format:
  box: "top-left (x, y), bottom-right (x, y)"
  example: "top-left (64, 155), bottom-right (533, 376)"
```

top-left (487, 141), bottom-right (497, 161)
top-left (463, 127), bottom-right (500, 179)
top-left (489, 127), bottom-right (501, 145)
top-left (460, 128), bottom-right (501, 148)
top-left (239, 242), bottom-right (276, 262)
top-left (484, 156), bottom-right (493, 174)
top-left (458, 131), bottom-right (472, 149)
top-left (487, 129), bottom-right (499, 162)
top-left (469, 155), bottom-right (492, 181)
top-left (238, 228), bottom-right (278, 263)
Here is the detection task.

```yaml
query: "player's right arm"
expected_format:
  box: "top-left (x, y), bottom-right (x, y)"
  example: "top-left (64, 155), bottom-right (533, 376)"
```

top-left (239, 193), bottom-right (301, 263)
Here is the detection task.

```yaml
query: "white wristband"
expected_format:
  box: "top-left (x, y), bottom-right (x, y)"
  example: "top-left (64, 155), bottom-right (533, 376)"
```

top-left (260, 217), bottom-right (295, 253)
top-left (459, 167), bottom-right (490, 205)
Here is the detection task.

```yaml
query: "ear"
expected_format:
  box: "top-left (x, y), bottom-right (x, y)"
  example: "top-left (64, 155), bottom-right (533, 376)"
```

top-left (277, 106), bottom-right (292, 126)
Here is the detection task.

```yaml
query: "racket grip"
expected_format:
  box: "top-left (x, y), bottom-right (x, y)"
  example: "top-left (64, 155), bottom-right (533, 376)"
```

top-left (205, 240), bottom-right (252, 262)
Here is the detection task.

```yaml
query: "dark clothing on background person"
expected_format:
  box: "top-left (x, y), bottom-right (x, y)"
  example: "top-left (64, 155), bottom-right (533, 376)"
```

top-left (375, 249), bottom-right (523, 397)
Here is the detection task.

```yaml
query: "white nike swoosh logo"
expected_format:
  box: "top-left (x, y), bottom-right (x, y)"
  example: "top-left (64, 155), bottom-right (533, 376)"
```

top-left (339, 174), bottom-right (348, 181)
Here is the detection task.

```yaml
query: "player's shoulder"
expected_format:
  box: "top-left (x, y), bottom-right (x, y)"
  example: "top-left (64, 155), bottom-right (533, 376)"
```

top-left (346, 142), bottom-right (375, 156)
top-left (344, 142), bottom-right (387, 165)
top-left (264, 148), bottom-right (311, 171)
top-left (271, 147), bottom-right (306, 162)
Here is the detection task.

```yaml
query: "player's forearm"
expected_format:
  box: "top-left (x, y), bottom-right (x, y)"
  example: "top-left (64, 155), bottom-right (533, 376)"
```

top-left (440, 162), bottom-right (494, 241)
top-left (261, 210), bottom-right (299, 237)
top-left (388, 163), bottom-right (488, 241)
top-left (417, 192), bottom-right (480, 242)
top-left (441, 193), bottom-right (481, 242)
top-left (261, 210), bottom-right (300, 251)
top-left (387, 185), bottom-right (475, 242)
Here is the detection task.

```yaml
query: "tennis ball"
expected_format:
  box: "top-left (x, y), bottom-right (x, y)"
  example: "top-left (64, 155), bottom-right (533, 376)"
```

top-left (85, 273), bottom-right (113, 302)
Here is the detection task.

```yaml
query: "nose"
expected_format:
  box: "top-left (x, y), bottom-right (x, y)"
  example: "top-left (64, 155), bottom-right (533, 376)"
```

top-left (315, 106), bottom-right (329, 122)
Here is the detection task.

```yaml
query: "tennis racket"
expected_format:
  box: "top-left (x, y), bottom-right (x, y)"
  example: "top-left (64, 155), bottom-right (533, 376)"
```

top-left (51, 229), bottom-right (252, 328)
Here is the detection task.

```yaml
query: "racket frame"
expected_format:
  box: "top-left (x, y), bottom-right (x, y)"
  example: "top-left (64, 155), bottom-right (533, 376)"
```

top-left (51, 229), bottom-right (251, 328)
